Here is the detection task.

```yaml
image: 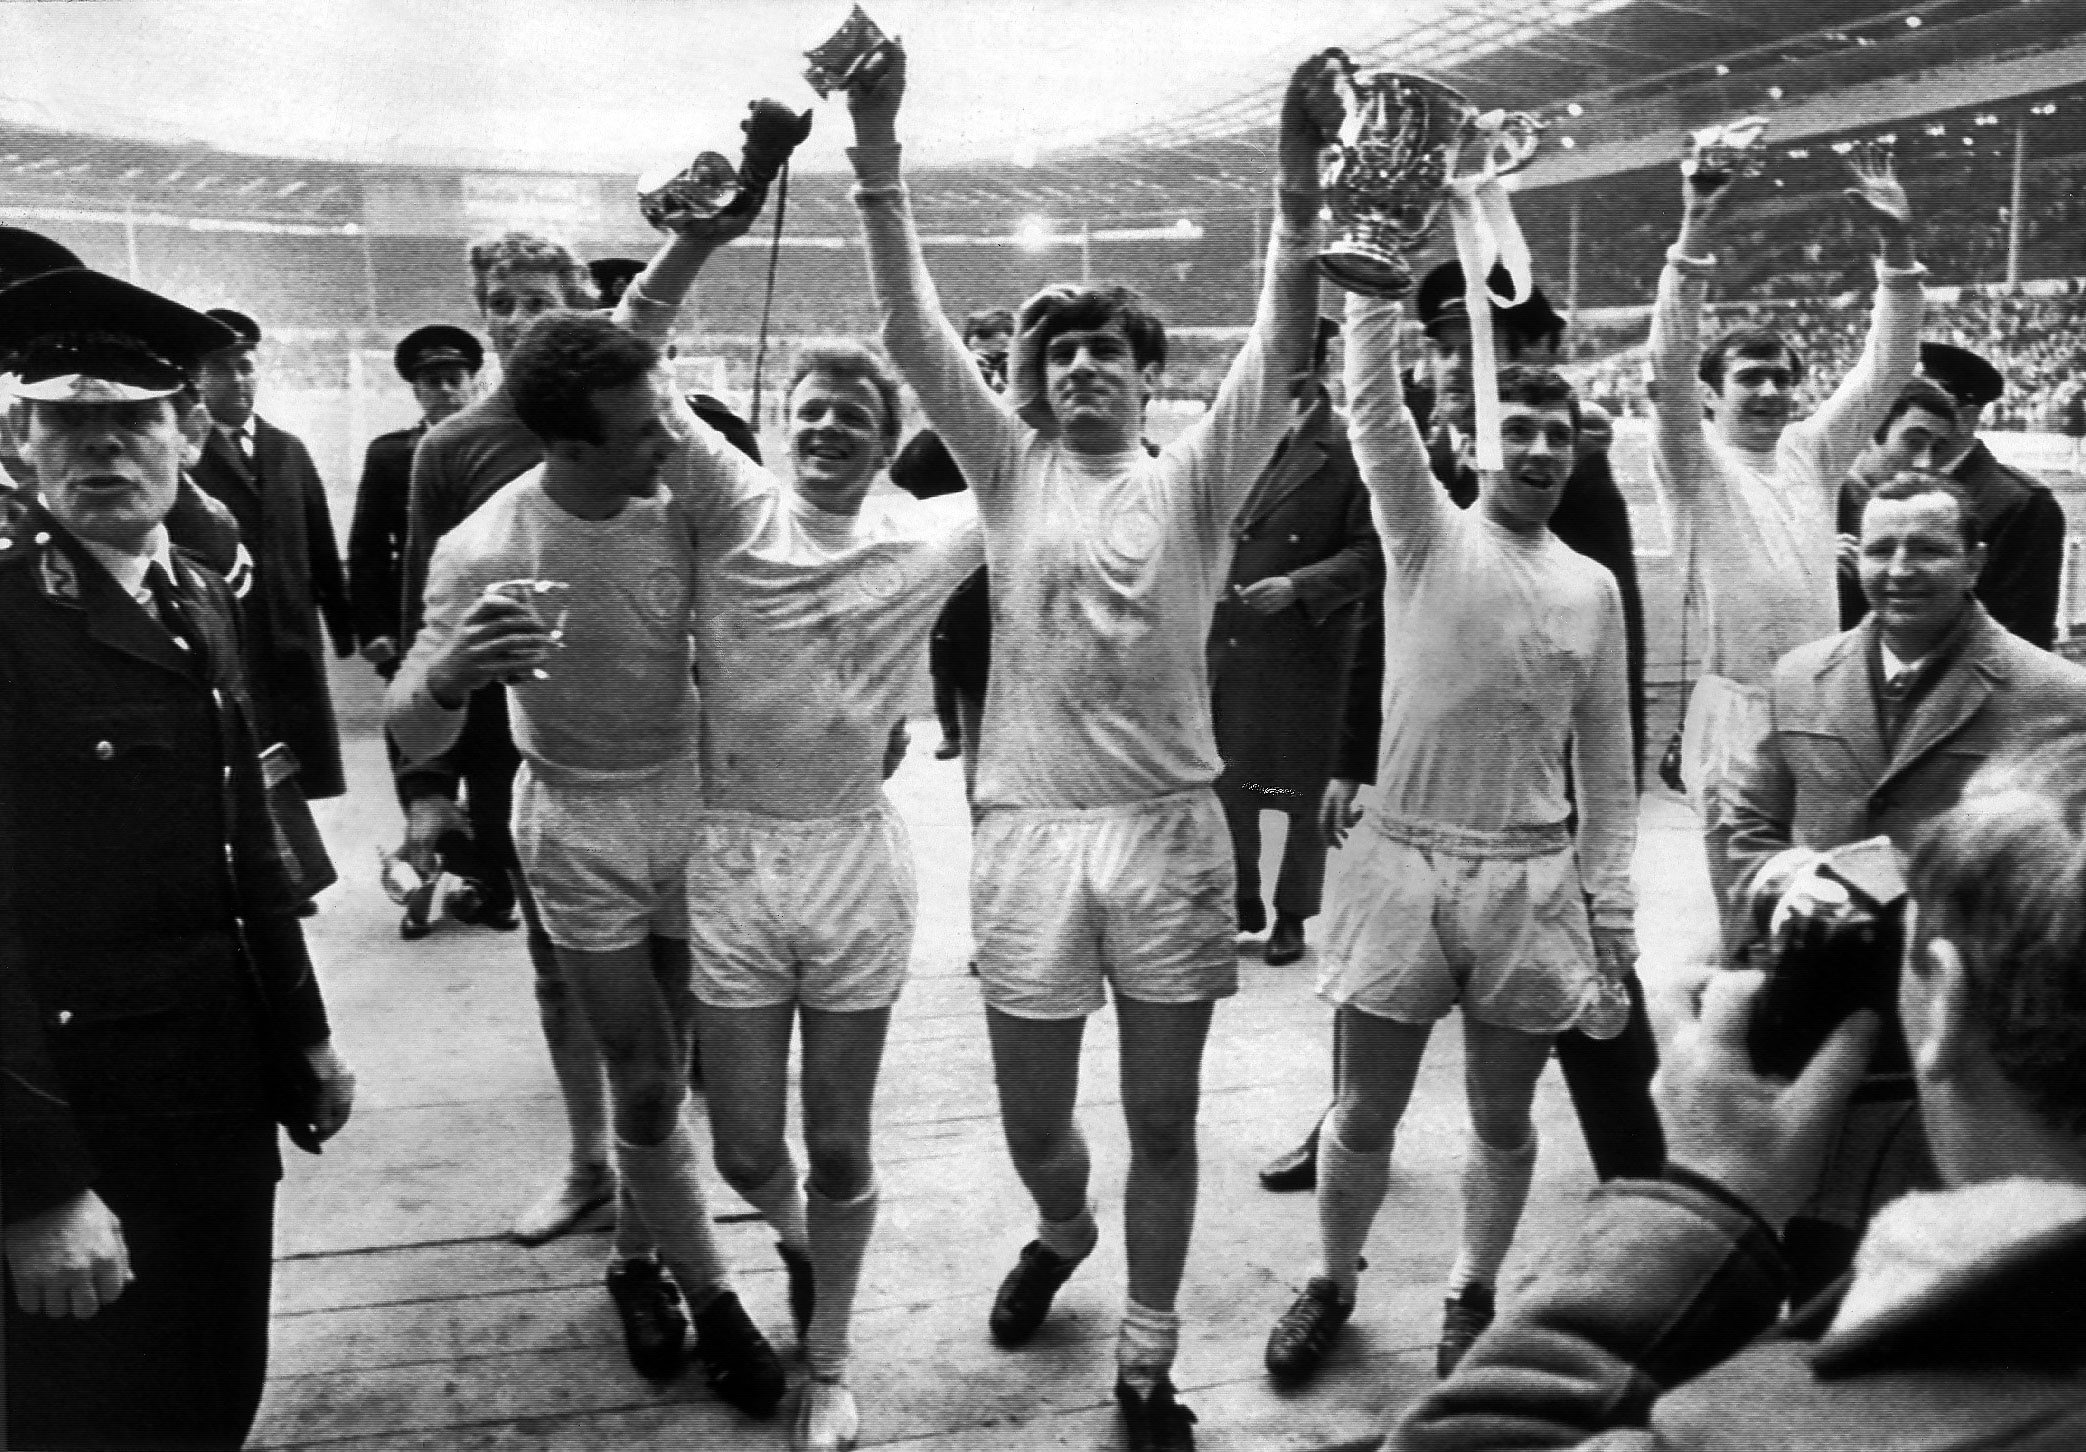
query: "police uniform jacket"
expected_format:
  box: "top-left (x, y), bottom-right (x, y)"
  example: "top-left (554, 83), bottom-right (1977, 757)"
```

top-left (0, 504), bottom-right (331, 1225)
top-left (346, 419), bottom-right (424, 669)
top-left (190, 416), bottom-right (353, 798)
top-left (1209, 391), bottom-right (1383, 803)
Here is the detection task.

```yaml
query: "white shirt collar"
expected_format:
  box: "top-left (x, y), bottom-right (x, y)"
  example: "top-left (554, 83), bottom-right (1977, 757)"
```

top-left (79, 527), bottom-right (175, 607)
top-left (1878, 639), bottom-right (1927, 682)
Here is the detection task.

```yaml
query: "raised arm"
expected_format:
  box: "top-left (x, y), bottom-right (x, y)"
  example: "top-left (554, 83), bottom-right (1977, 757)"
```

top-left (1788, 145), bottom-right (1924, 483)
top-left (1168, 52), bottom-right (1336, 528)
top-left (844, 42), bottom-right (1020, 493)
top-left (1343, 291), bottom-right (1450, 556)
top-left (1648, 163), bottom-right (1725, 525)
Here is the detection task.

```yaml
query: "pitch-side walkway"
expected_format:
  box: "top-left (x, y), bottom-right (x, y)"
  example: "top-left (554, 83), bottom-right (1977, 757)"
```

top-left (252, 721), bottom-right (1718, 1452)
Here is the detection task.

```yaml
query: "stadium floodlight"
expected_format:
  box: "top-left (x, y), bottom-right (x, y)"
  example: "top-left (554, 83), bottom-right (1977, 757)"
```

top-left (1015, 216), bottom-right (1053, 251)
top-left (1560, 136), bottom-right (1576, 149)
top-left (1905, 14), bottom-right (1922, 26)
top-left (1566, 103), bottom-right (1583, 117)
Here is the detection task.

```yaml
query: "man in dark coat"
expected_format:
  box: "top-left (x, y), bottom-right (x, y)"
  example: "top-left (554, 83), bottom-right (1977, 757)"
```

top-left (1260, 261), bottom-right (1664, 1193)
top-left (348, 323), bottom-right (482, 681)
top-left (1922, 342), bottom-right (2063, 650)
top-left (0, 270), bottom-right (354, 1450)
top-left (1209, 317), bottom-right (1382, 965)
top-left (189, 307), bottom-right (355, 800)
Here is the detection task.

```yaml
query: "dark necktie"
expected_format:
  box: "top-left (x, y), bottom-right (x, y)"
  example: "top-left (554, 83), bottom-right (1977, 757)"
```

top-left (145, 561), bottom-right (201, 658)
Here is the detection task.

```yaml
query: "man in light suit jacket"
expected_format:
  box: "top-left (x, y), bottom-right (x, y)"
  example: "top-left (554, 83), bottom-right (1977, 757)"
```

top-left (190, 308), bottom-right (355, 801)
top-left (1727, 466), bottom-right (2086, 1296)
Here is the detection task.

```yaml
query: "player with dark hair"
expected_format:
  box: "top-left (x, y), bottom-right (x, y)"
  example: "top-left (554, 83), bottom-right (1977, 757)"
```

top-left (1262, 292), bottom-right (1636, 1387)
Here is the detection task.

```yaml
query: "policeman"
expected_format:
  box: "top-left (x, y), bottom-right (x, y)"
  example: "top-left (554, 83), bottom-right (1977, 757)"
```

top-left (0, 269), bottom-right (355, 1450)
top-left (348, 323), bottom-right (484, 678)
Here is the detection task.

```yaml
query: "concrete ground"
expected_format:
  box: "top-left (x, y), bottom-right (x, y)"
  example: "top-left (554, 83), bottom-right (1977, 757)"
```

top-left (250, 701), bottom-right (1720, 1452)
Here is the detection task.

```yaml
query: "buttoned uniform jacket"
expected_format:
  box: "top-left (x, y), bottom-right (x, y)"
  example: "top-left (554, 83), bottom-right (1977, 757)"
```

top-left (0, 502), bottom-right (331, 1224)
top-left (1725, 603), bottom-right (2086, 925)
top-left (1837, 440), bottom-right (2066, 651)
top-left (1209, 390), bottom-right (1383, 804)
top-left (346, 419), bottom-right (425, 677)
top-left (1389, 1179), bottom-right (2086, 1451)
top-left (189, 416), bottom-right (354, 799)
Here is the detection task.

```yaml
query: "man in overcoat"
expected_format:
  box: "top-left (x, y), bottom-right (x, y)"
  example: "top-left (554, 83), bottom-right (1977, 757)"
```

top-left (1209, 316), bottom-right (1382, 964)
top-left (0, 270), bottom-right (354, 1450)
top-left (190, 307), bottom-right (355, 800)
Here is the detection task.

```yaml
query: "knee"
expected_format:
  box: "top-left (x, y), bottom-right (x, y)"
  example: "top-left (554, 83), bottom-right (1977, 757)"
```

top-left (613, 1075), bottom-right (685, 1144)
top-left (1331, 1096), bottom-right (1394, 1155)
top-left (1467, 1100), bottom-right (1535, 1152)
top-left (805, 1129), bottom-right (873, 1200)
top-left (712, 1138), bottom-right (785, 1198)
top-left (1001, 1111), bottom-right (1075, 1170)
top-left (1124, 1096), bottom-right (1198, 1166)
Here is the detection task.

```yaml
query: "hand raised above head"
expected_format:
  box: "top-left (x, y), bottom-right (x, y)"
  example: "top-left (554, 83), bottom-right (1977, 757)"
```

top-left (1841, 141), bottom-right (1912, 236)
top-left (845, 37), bottom-right (907, 141)
top-left (1008, 284), bottom-right (1083, 432)
top-left (1279, 48), bottom-right (1348, 195)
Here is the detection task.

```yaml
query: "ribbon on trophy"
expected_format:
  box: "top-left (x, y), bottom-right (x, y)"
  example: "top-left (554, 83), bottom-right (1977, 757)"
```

top-left (1445, 112), bottom-right (1536, 473)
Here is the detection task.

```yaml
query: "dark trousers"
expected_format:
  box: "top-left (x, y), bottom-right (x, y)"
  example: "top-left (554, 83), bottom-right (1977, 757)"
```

top-left (1219, 785), bottom-right (1328, 920)
top-left (6, 1115), bottom-right (279, 1451)
top-left (1554, 968), bottom-right (1666, 1180)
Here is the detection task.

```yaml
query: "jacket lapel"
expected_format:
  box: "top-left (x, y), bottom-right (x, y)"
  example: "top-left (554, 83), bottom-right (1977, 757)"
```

top-left (1876, 609), bottom-right (2002, 794)
top-left (1237, 399), bottom-right (1327, 532)
top-left (201, 426), bottom-right (260, 498)
top-left (70, 542), bottom-right (195, 679)
top-left (1817, 627), bottom-right (1888, 786)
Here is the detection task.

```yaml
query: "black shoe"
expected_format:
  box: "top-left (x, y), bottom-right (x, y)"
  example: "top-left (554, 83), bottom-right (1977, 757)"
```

top-left (1264, 1277), bottom-right (1353, 1384)
top-left (605, 1256), bottom-right (689, 1381)
top-left (1436, 1282), bottom-right (1495, 1378)
top-left (988, 1240), bottom-right (1084, 1347)
top-left (777, 1241), bottom-right (816, 1345)
top-left (295, 898), bottom-right (319, 918)
top-left (1258, 1121), bottom-right (1321, 1193)
top-left (934, 737), bottom-right (962, 760)
top-left (1265, 913), bottom-right (1306, 965)
top-left (1236, 899), bottom-right (1267, 936)
top-left (1115, 1376), bottom-right (1197, 1451)
top-left (691, 1290), bottom-right (785, 1417)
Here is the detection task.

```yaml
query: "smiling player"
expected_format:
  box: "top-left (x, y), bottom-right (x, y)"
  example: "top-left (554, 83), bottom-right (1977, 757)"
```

top-left (1261, 290), bottom-right (1637, 1386)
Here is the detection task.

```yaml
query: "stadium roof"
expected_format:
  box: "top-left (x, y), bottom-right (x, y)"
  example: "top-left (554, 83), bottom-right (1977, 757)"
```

top-left (1, 0), bottom-right (2078, 243)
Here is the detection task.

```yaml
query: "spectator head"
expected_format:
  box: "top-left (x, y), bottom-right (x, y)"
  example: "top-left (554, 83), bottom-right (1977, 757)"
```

top-left (963, 307), bottom-right (1015, 391)
top-left (1026, 283), bottom-right (1168, 452)
top-left (1853, 377), bottom-right (1962, 485)
top-left (0, 269), bottom-right (233, 550)
top-left (1903, 735), bottom-right (2086, 1184)
top-left (505, 311), bottom-right (670, 502)
top-left (1479, 364), bottom-right (1579, 535)
top-left (1858, 469), bottom-right (1985, 657)
top-left (467, 232), bottom-right (598, 362)
top-left (1575, 400), bottom-right (1614, 464)
top-left (1415, 261), bottom-right (1565, 434)
top-left (1699, 325), bottom-right (1803, 452)
top-left (197, 307), bottom-right (261, 429)
top-left (587, 257), bottom-right (646, 310)
top-left (1919, 341), bottom-right (2004, 450)
top-left (787, 340), bottom-right (902, 516)
top-left (393, 324), bottom-right (484, 428)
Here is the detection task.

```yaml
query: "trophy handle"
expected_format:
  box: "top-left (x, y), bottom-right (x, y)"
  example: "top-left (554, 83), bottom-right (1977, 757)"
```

top-left (1474, 110), bottom-right (1544, 176)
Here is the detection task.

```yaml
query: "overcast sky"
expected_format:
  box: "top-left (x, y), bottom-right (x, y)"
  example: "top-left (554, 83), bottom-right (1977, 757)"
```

top-left (1, 0), bottom-right (1453, 173)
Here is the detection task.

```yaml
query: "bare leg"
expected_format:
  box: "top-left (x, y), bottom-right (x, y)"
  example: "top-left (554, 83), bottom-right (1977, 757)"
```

top-left (798, 1006), bottom-right (894, 1392)
top-left (984, 1007), bottom-right (1091, 1224)
top-left (1114, 997), bottom-right (1215, 1315)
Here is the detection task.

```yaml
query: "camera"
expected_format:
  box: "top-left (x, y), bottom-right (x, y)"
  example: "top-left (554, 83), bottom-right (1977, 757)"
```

top-left (1745, 836), bottom-right (1912, 1083)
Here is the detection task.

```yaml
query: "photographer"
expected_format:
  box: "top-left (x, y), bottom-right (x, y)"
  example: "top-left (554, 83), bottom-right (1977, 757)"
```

top-left (1724, 469), bottom-right (2086, 1293)
top-left (1391, 736), bottom-right (2086, 1451)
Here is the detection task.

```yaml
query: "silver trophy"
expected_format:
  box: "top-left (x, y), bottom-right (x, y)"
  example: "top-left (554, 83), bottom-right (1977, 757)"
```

top-left (1683, 116), bottom-right (1772, 184)
top-left (636, 152), bottom-right (744, 235)
top-left (1317, 68), bottom-right (1544, 299)
top-left (803, 5), bottom-right (890, 98)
